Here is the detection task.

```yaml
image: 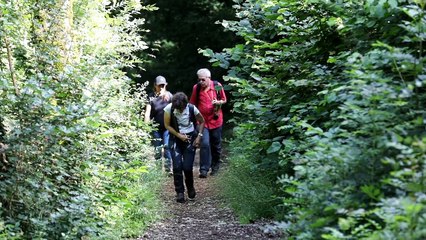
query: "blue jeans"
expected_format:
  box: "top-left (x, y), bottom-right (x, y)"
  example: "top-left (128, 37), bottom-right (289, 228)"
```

top-left (199, 126), bottom-right (222, 173)
top-left (152, 129), bottom-right (172, 170)
top-left (169, 136), bottom-right (196, 193)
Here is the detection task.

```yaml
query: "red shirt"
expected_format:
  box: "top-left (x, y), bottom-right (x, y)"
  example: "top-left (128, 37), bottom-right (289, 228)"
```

top-left (189, 81), bottom-right (227, 129)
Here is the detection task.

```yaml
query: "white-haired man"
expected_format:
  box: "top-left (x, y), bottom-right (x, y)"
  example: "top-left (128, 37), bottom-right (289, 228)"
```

top-left (189, 68), bottom-right (227, 178)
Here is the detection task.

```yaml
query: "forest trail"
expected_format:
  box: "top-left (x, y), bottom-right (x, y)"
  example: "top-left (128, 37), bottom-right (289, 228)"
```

top-left (138, 150), bottom-right (283, 240)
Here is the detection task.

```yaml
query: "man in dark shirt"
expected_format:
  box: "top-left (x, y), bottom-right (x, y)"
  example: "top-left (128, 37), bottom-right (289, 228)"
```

top-left (145, 76), bottom-right (173, 173)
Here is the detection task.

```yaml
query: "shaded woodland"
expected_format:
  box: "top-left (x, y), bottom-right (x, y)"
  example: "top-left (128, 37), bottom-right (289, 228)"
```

top-left (135, 0), bottom-right (238, 95)
top-left (1, 0), bottom-right (426, 239)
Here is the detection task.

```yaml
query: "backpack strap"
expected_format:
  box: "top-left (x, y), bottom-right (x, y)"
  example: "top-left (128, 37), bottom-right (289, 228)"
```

top-left (188, 104), bottom-right (197, 130)
top-left (170, 106), bottom-right (179, 134)
top-left (214, 81), bottom-right (222, 101)
top-left (195, 83), bottom-right (201, 107)
top-left (170, 104), bottom-right (197, 134)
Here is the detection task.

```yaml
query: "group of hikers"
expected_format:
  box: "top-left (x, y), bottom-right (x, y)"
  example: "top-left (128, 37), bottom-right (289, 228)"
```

top-left (144, 68), bottom-right (227, 203)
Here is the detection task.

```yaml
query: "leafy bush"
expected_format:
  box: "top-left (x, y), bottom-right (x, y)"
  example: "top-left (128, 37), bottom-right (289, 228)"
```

top-left (0, 0), bottom-right (163, 238)
top-left (203, 0), bottom-right (426, 239)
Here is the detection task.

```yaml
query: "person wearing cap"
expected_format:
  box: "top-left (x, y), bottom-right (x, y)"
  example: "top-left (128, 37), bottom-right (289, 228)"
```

top-left (145, 76), bottom-right (174, 173)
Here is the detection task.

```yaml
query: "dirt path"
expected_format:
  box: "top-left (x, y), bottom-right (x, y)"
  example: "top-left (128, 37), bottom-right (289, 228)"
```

top-left (138, 150), bottom-right (283, 240)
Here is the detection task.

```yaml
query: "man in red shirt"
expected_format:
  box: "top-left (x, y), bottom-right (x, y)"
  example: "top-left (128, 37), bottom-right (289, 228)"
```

top-left (189, 68), bottom-right (227, 178)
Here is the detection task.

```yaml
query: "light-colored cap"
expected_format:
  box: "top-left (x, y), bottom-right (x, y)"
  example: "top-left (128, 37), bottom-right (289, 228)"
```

top-left (155, 76), bottom-right (167, 85)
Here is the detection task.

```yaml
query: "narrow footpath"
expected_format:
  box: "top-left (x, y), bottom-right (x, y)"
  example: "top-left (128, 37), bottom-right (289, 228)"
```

top-left (138, 151), bottom-right (283, 240)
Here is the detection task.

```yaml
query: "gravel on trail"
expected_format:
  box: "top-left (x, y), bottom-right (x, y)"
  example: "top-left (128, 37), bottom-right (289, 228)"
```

top-left (138, 150), bottom-right (284, 240)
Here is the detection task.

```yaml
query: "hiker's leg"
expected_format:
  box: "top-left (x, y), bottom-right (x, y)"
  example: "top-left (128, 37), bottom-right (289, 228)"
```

top-left (210, 126), bottom-right (222, 175)
top-left (199, 128), bottom-right (211, 175)
top-left (152, 130), bottom-right (162, 161)
top-left (183, 141), bottom-right (196, 198)
top-left (171, 141), bottom-right (184, 193)
top-left (162, 129), bottom-right (172, 172)
top-left (182, 140), bottom-right (195, 172)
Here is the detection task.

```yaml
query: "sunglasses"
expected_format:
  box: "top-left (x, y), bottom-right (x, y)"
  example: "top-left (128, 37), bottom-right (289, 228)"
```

top-left (198, 77), bottom-right (209, 82)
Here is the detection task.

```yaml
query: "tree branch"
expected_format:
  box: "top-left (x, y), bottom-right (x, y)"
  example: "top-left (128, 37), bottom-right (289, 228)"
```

top-left (0, 11), bottom-right (20, 96)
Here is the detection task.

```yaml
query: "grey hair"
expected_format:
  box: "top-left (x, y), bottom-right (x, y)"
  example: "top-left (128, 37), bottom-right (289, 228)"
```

top-left (196, 68), bottom-right (211, 78)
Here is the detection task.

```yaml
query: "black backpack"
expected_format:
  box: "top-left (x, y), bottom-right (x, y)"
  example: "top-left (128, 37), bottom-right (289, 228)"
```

top-left (170, 103), bottom-right (197, 138)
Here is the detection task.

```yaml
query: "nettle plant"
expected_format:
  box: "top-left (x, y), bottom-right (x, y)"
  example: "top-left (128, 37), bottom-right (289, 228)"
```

top-left (1, 0), bottom-right (157, 238)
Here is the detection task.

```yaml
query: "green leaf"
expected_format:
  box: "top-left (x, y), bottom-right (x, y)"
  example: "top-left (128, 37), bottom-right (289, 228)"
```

top-left (267, 141), bottom-right (282, 154)
top-left (338, 217), bottom-right (353, 231)
top-left (214, 85), bottom-right (223, 91)
top-left (361, 185), bottom-right (383, 200)
top-left (387, 0), bottom-right (398, 8)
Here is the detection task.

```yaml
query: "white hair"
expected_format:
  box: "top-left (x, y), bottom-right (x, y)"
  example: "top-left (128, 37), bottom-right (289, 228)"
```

top-left (196, 68), bottom-right (211, 78)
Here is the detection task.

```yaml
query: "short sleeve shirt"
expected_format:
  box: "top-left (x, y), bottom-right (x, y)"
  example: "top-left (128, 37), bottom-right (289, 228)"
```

top-left (189, 81), bottom-right (227, 129)
top-left (164, 103), bottom-right (200, 134)
top-left (147, 91), bottom-right (173, 130)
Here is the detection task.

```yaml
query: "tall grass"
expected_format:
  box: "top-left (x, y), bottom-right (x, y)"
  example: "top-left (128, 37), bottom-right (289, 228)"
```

top-left (215, 128), bottom-right (284, 223)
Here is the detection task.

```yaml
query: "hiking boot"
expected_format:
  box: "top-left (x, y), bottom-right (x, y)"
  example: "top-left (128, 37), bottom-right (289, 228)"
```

top-left (176, 192), bottom-right (185, 203)
top-left (165, 168), bottom-right (173, 177)
top-left (188, 188), bottom-right (196, 200)
top-left (210, 164), bottom-right (220, 176)
top-left (199, 171), bottom-right (207, 178)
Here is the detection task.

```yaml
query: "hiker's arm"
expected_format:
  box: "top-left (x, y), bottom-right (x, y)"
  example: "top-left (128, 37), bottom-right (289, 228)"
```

top-left (193, 113), bottom-right (205, 148)
top-left (218, 86), bottom-right (227, 104)
top-left (195, 113), bottom-right (205, 133)
top-left (164, 111), bottom-right (188, 142)
top-left (164, 111), bottom-right (177, 136)
top-left (144, 104), bottom-right (151, 123)
top-left (213, 85), bottom-right (227, 105)
top-left (189, 85), bottom-right (197, 105)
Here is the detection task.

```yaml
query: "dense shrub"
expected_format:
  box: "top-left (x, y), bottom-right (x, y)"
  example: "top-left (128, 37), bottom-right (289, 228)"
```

top-left (203, 0), bottom-right (426, 239)
top-left (0, 0), bottom-right (162, 238)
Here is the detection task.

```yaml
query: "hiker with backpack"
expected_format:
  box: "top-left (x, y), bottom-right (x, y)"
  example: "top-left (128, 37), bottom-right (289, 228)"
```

top-left (164, 92), bottom-right (205, 203)
top-left (145, 76), bottom-right (174, 174)
top-left (189, 68), bottom-right (227, 178)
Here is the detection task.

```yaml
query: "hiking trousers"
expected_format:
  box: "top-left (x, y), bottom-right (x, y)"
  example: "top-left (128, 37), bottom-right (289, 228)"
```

top-left (199, 126), bottom-right (222, 174)
top-left (170, 137), bottom-right (195, 193)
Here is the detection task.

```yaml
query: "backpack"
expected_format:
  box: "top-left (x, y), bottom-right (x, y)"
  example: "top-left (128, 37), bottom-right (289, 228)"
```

top-left (170, 103), bottom-right (197, 137)
top-left (195, 80), bottom-right (222, 106)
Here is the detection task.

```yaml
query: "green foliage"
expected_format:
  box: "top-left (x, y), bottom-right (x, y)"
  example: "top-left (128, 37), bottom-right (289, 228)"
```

top-left (0, 0), bottom-right (162, 238)
top-left (215, 127), bottom-right (285, 223)
top-left (135, 0), bottom-right (238, 95)
top-left (203, 0), bottom-right (426, 239)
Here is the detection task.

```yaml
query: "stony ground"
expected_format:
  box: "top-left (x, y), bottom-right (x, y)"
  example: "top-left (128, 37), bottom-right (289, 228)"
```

top-left (138, 151), bottom-right (284, 240)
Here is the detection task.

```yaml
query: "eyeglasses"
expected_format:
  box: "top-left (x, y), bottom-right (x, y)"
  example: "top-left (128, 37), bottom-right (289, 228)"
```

top-left (198, 77), bottom-right (209, 82)
top-left (158, 84), bottom-right (166, 88)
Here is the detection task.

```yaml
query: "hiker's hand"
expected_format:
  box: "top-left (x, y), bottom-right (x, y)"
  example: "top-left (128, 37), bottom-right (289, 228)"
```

top-left (193, 137), bottom-right (201, 148)
top-left (178, 133), bottom-right (190, 143)
top-left (212, 99), bottom-right (223, 105)
top-left (159, 88), bottom-right (170, 101)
